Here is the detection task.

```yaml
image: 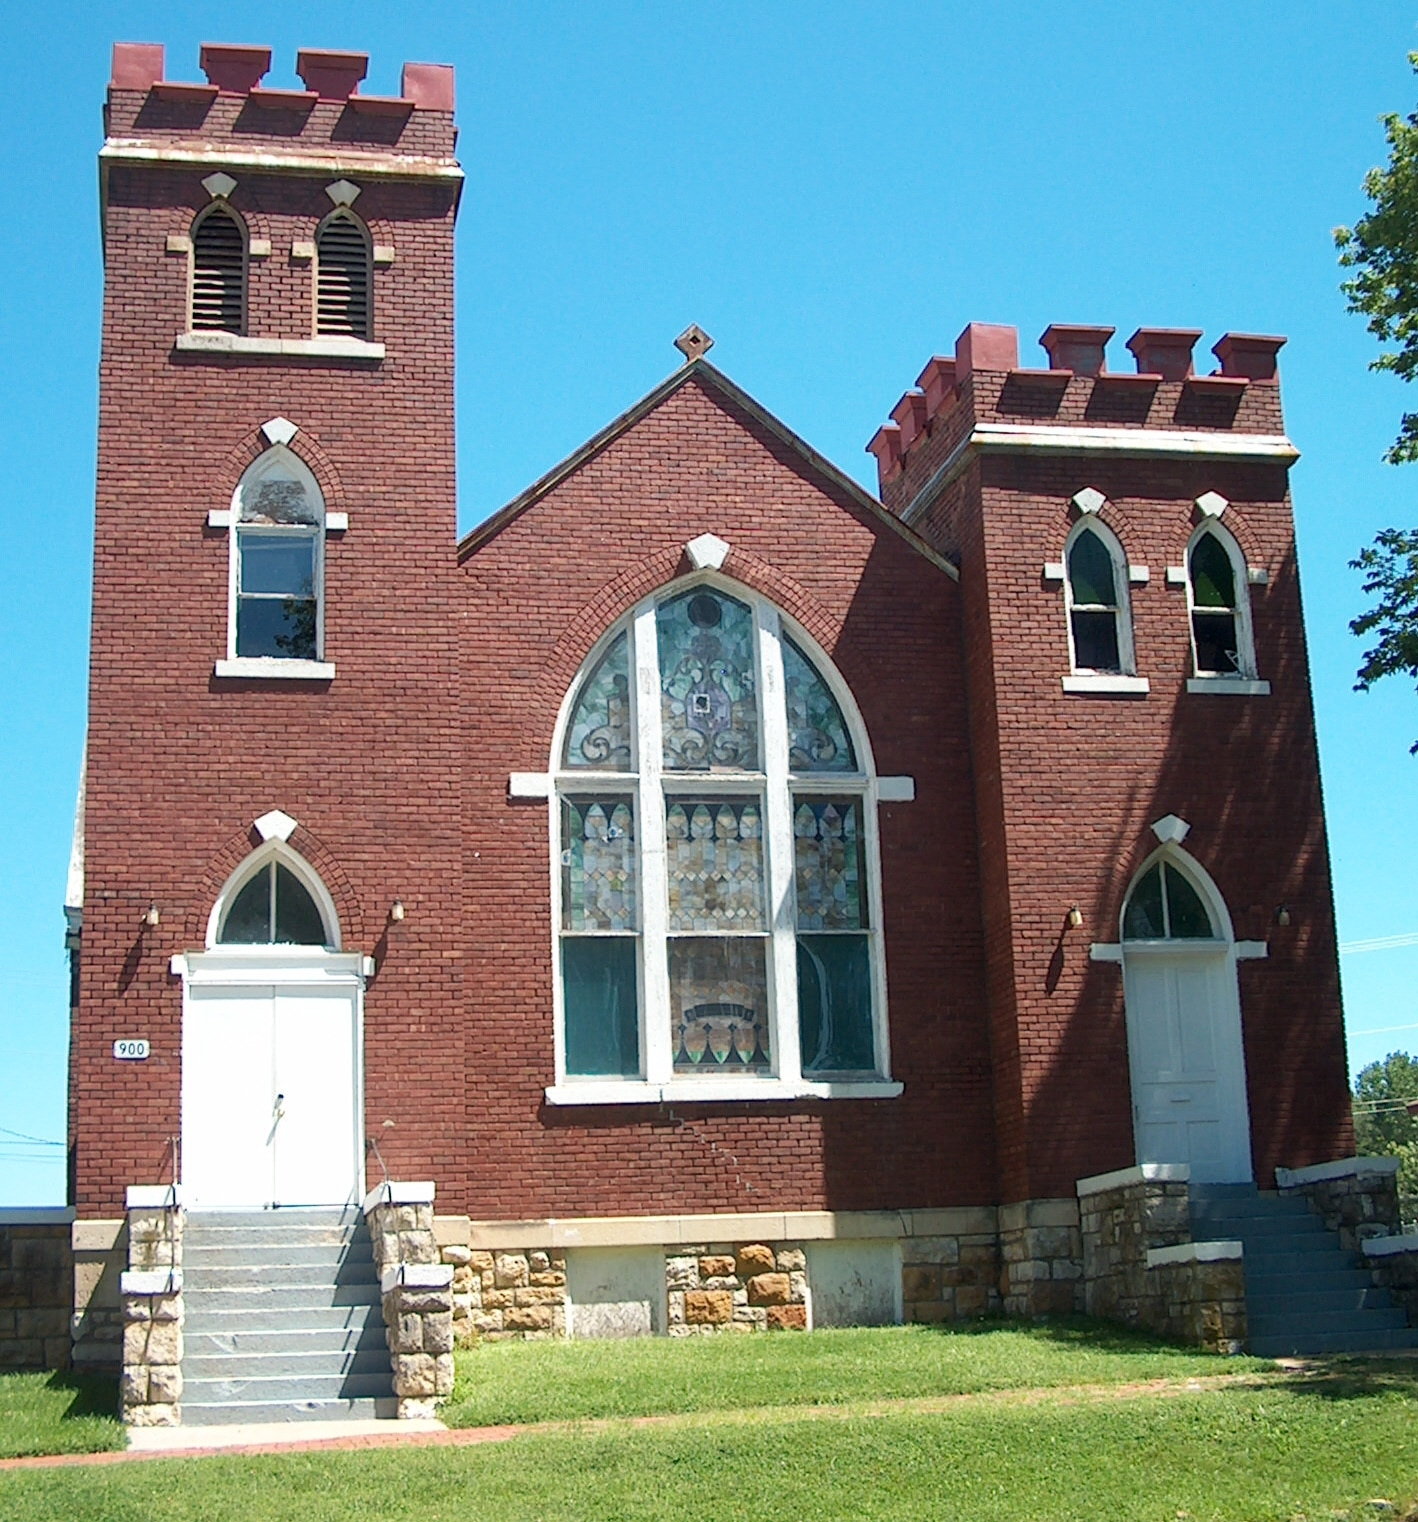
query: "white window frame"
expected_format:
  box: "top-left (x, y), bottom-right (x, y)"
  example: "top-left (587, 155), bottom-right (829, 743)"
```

top-left (545, 573), bottom-right (900, 1105)
top-left (1185, 522), bottom-right (1259, 686)
top-left (1059, 517), bottom-right (1145, 697)
top-left (206, 839), bottom-right (343, 951)
top-left (213, 445), bottom-right (335, 680)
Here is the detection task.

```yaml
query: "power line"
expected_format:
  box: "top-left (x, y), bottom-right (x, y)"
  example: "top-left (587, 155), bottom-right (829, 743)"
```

top-left (1340, 932), bottom-right (1418, 955)
top-left (0, 1126), bottom-right (63, 1147)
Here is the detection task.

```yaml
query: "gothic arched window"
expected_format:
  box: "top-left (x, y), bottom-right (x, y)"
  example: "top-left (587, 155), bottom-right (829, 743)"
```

top-left (315, 210), bottom-right (372, 340)
top-left (1187, 524), bottom-right (1255, 679)
top-left (211, 846), bottom-right (338, 949)
top-left (190, 202), bottom-right (247, 334)
top-left (551, 579), bottom-right (892, 1099)
top-left (1064, 520), bottom-right (1134, 676)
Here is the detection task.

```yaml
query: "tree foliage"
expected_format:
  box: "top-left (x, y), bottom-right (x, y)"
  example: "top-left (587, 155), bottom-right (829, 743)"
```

top-left (1350, 528), bottom-right (1418, 748)
top-left (1352, 1051), bottom-right (1418, 1212)
top-left (1335, 55), bottom-right (1418, 466)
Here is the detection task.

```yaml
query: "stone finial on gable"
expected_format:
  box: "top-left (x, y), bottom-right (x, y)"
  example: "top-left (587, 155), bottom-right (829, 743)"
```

top-left (686, 533), bottom-right (730, 571)
top-left (1150, 814), bottom-right (1190, 845)
top-left (675, 324), bottom-right (714, 363)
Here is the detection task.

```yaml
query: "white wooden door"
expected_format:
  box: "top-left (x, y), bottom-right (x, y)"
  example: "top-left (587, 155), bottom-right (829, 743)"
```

top-left (182, 979), bottom-right (361, 1210)
top-left (1122, 947), bottom-right (1252, 1183)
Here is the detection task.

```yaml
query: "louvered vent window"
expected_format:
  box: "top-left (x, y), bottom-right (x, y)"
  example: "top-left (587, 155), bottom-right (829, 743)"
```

top-left (316, 215), bottom-right (372, 340)
top-left (191, 207), bottom-right (246, 333)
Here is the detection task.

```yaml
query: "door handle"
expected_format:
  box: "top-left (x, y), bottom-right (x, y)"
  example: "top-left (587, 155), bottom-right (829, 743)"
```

top-left (273, 1093), bottom-right (286, 1121)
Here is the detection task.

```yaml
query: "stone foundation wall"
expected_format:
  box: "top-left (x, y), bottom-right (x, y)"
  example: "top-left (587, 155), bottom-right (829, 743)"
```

top-left (118, 1189), bottom-right (184, 1426)
top-left (998, 1199), bottom-right (1083, 1317)
top-left (1277, 1157), bottom-right (1401, 1252)
top-left (1077, 1165), bottom-right (1243, 1353)
top-left (902, 1233), bottom-right (1001, 1322)
top-left (365, 1184), bottom-right (455, 1419)
top-left (1362, 1235), bottom-right (1418, 1324)
top-left (0, 1214), bottom-right (74, 1371)
top-left (667, 1243), bottom-right (807, 1334)
top-left (71, 1220), bottom-right (125, 1371)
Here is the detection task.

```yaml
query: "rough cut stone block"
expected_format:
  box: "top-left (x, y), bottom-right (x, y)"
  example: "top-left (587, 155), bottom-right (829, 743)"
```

top-left (766, 1304), bottom-right (807, 1331)
top-left (399, 1396), bottom-right (440, 1421)
top-left (494, 1254), bottom-right (530, 1288)
top-left (684, 1290), bottom-right (733, 1324)
top-left (736, 1245), bottom-right (775, 1276)
top-left (422, 1311), bottom-right (454, 1355)
top-left (441, 1244), bottom-right (472, 1267)
top-left (434, 1353), bottom-right (455, 1394)
top-left (147, 1363), bottom-right (182, 1403)
top-left (120, 1366), bottom-right (148, 1406)
top-left (125, 1402), bottom-right (178, 1428)
top-left (903, 1265), bottom-right (942, 1302)
top-left (390, 1312), bottom-right (424, 1354)
top-left (666, 1257), bottom-right (699, 1290)
top-left (747, 1273), bottom-right (790, 1306)
top-left (393, 1352), bottom-right (437, 1396)
top-left (513, 1286), bottom-right (564, 1306)
top-left (529, 1270), bottom-right (566, 1288)
top-left (468, 1252), bottom-right (495, 1273)
top-left (124, 1320), bottom-right (181, 1365)
top-left (955, 1285), bottom-right (990, 1316)
top-left (775, 1247), bottom-right (806, 1273)
top-left (504, 1305), bottom-right (553, 1332)
top-left (700, 1255), bottom-right (736, 1278)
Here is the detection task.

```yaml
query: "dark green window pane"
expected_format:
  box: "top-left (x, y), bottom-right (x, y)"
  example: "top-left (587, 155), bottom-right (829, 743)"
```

top-left (274, 863), bottom-right (327, 945)
top-left (1163, 864), bottom-right (1214, 938)
top-left (1071, 609), bottom-right (1121, 673)
top-left (236, 596), bottom-right (317, 659)
top-left (563, 938), bottom-right (640, 1077)
top-left (1123, 864), bottom-right (1165, 939)
top-left (798, 934), bottom-right (875, 1075)
top-left (240, 534), bottom-right (315, 595)
top-left (1068, 530), bottom-right (1117, 608)
top-left (219, 866), bottom-right (271, 943)
top-left (1190, 534), bottom-right (1236, 609)
top-left (1192, 611), bottom-right (1238, 674)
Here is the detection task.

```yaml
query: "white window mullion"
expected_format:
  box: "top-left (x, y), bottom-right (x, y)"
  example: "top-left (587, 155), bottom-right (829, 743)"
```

top-left (633, 603), bottom-right (672, 1085)
top-left (758, 605), bottom-right (801, 1086)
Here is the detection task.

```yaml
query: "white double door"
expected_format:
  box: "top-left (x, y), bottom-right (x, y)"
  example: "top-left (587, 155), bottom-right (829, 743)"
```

top-left (182, 966), bottom-right (363, 1211)
top-left (1122, 945), bottom-right (1253, 1184)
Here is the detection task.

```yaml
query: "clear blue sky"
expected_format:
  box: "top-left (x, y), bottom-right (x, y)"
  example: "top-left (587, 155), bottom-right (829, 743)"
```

top-left (2, 3), bottom-right (1416, 1202)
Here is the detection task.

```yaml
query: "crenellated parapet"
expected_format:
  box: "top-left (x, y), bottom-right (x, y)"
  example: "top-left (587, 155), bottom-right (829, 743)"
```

top-left (868, 321), bottom-right (1288, 517)
top-left (104, 42), bottom-right (458, 167)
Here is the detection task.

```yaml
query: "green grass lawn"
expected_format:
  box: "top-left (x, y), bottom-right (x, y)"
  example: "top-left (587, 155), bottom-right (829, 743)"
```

top-left (442, 1317), bottom-right (1273, 1427)
top-left (0, 1371), bottom-right (123, 1460)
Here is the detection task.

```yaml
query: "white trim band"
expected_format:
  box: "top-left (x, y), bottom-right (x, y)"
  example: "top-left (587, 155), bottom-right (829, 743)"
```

top-left (1276, 1155), bottom-right (1400, 1188)
top-left (214, 658), bottom-right (336, 680)
top-left (1363, 1232), bottom-right (1418, 1258)
top-left (363, 1181), bottom-right (436, 1212)
top-left (1146, 1239), bottom-right (1243, 1268)
top-left (545, 1079), bottom-right (904, 1107)
top-left (1077, 1162), bottom-right (1190, 1196)
top-left (126, 1186), bottom-right (184, 1210)
top-left (102, 140), bottom-right (464, 182)
top-left (177, 332), bottom-right (385, 361)
top-left (1062, 675), bottom-right (1150, 696)
top-left (121, 1270), bottom-right (182, 1296)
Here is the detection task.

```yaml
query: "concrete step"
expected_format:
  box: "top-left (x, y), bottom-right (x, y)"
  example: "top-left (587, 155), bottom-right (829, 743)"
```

top-left (1249, 1326), bottom-right (1418, 1357)
top-left (183, 1262), bottom-right (379, 1291)
top-left (184, 1347), bottom-right (391, 1381)
top-left (1236, 1232), bottom-right (1345, 1259)
top-left (182, 1282), bottom-right (382, 1314)
top-left (1245, 1264), bottom-right (1375, 1297)
top-left (186, 1324), bottom-right (387, 1357)
top-left (185, 1372), bottom-right (393, 1404)
top-left (1249, 1305), bottom-right (1410, 1338)
top-left (183, 1396), bottom-right (398, 1426)
top-left (185, 1242), bottom-right (372, 1269)
top-left (184, 1303), bottom-right (386, 1336)
top-left (186, 1225), bottom-right (368, 1250)
top-left (1193, 1213), bottom-right (1329, 1241)
top-left (186, 1209), bottom-right (362, 1229)
top-left (1240, 1285), bottom-right (1397, 1317)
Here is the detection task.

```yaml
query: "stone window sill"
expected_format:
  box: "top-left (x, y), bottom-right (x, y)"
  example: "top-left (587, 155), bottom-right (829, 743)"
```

top-left (544, 1079), bottom-right (904, 1106)
top-left (214, 658), bottom-right (336, 681)
top-left (1186, 677), bottom-right (1270, 696)
top-left (175, 332), bottom-right (385, 361)
top-left (1061, 674), bottom-right (1150, 696)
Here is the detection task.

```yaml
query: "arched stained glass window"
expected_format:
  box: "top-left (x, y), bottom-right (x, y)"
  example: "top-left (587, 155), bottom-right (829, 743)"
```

top-left (553, 581), bottom-right (888, 1093)
top-left (1063, 521), bottom-right (1134, 676)
top-left (218, 859), bottom-right (330, 946)
top-left (1123, 861), bottom-right (1216, 940)
top-left (1188, 528), bottom-right (1251, 677)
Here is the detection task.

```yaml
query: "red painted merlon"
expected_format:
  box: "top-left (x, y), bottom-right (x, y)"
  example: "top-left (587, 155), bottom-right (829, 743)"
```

top-left (110, 43), bottom-right (166, 90)
top-left (954, 322), bottom-right (1019, 378)
top-left (199, 44), bottom-right (272, 93)
top-left (1039, 324), bottom-right (1114, 376)
top-left (402, 62), bottom-right (456, 112)
top-left (1213, 332), bottom-right (1285, 383)
top-left (916, 356), bottom-right (957, 416)
top-left (891, 390), bottom-right (929, 450)
top-left (866, 422), bottom-right (903, 477)
top-left (296, 49), bottom-right (369, 100)
top-left (1126, 328), bottom-right (1201, 381)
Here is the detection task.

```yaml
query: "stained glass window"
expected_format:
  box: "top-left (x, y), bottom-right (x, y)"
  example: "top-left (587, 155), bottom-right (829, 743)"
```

top-left (563, 632), bottom-right (633, 771)
top-left (1123, 861), bottom-right (1217, 940)
top-left (554, 580), bottom-right (888, 1093)
top-left (784, 637), bottom-right (856, 771)
top-left (664, 797), bottom-right (765, 932)
top-left (657, 588), bottom-right (759, 771)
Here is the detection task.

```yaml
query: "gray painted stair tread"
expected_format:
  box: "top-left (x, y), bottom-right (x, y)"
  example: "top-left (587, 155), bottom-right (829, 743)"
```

top-left (183, 1397), bottom-right (398, 1426)
top-left (184, 1349), bottom-right (391, 1380)
top-left (184, 1305), bottom-right (385, 1333)
top-left (185, 1373), bottom-right (393, 1402)
top-left (186, 1327), bottom-right (387, 1355)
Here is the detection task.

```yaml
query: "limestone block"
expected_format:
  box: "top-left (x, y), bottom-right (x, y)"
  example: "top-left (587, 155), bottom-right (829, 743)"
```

top-left (442, 1244), bottom-right (473, 1267)
top-left (732, 1305), bottom-right (767, 1326)
top-left (684, 1290), bottom-right (733, 1324)
top-left (736, 1245), bottom-right (775, 1276)
top-left (120, 1366), bottom-right (149, 1407)
top-left (434, 1353), bottom-right (455, 1394)
top-left (469, 1252), bottom-right (495, 1274)
top-left (747, 1273), bottom-right (790, 1306)
top-left (451, 1266), bottom-right (475, 1294)
top-left (376, 1233), bottom-right (401, 1268)
top-left (125, 1402), bottom-right (179, 1427)
top-left (958, 1244), bottom-right (998, 1283)
top-left (124, 1319), bottom-right (182, 1365)
top-left (666, 1256), bottom-right (699, 1290)
top-left (390, 1312), bottom-right (424, 1354)
top-left (472, 1314), bottom-right (504, 1334)
top-left (400, 1289), bottom-right (453, 1316)
top-left (399, 1396), bottom-right (440, 1420)
top-left (16, 1307), bottom-right (71, 1340)
top-left (702, 1276), bottom-right (738, 1291)
top-left (1052, 1259), bottom-right (1083, 1280)
top-left (788, 1271), bottom-right (807, 1302)
top-left (907, 1300), bottom-right (951, 1324)
top-left (667, 1291), bottom-right (685, 1326)
top-left (393, 1352), bottom-right (437, 1397)
top-left (529, 1270), bottom-right (566, 1288)
top-left (483, 1289), bottom-right (514, 1311)
top-left (504, 1305), bottom-right (553, 1332)
top-left (700, 1255), bottom-right (736, 1278)
top-left (147, 1364), bottom-right (183, 1403)
top-left (766, 1304), bottom-right (807, 1331)
top-left (513, 1286), bottom-right (565, 1307)
top-left (494, 1254), bottom-right (529, 1289)
top-left (775, 1247), bottom-right (806, 1273)
top-left (528, 1251), bottom-right (551, 1273)
top-left (955, 1285), bottom-right (990, 1316)
top-left (903, 1265), bottom-right (941, 1302)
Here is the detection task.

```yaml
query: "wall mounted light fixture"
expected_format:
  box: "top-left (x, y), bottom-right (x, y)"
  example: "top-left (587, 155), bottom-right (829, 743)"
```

top-left (1066, 905), bottom-right (1083, 930)
top-left (1275, 905), bottom-right (1291, 927)
top-left (389, 899), bottom-right (406, 923)
top-left (143, 903), bottom-right (161, 928)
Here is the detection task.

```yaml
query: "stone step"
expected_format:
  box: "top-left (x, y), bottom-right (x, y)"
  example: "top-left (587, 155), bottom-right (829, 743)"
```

top-left (183, 1302), bottom-right (385, 1335)
top-left (1193, 1213), bottom-right (1329, 1241)
top-left (1245, 1264), bottom-right (1376, 1296)
top-left (183, 1282), bottom-right (382, 1314)
top-left (182, 1396), bottom-right (398, 1426)
top-left (183, 1262), bottom-right (379, 1291)
top-left (184, 1242), bottom-right (372, 1268)
top-left (185, 1225), bottom-right (369, 1251)
top-left (184, 1372), bottom-right (393, 1404)
top-left (1241, 1285), bottom-right (1397, 1317)
top-left (1249, 1326), bottom-right (1418, 1357)
top-left (1249, 1305), bottom-right (1410, 1338)
top-left (185, 1209), bottom-right (363, 1229)
top-left (184, 1347), bottom-right (391, 1381)
top-left (1235, 1232), bottom-right (1344, 1259)
top-left (186, 1324), bottom-right (388, 1358)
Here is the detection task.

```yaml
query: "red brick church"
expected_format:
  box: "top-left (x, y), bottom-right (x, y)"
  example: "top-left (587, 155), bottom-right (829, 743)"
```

top-left (50, 41), bottom-right (1406, 1424)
